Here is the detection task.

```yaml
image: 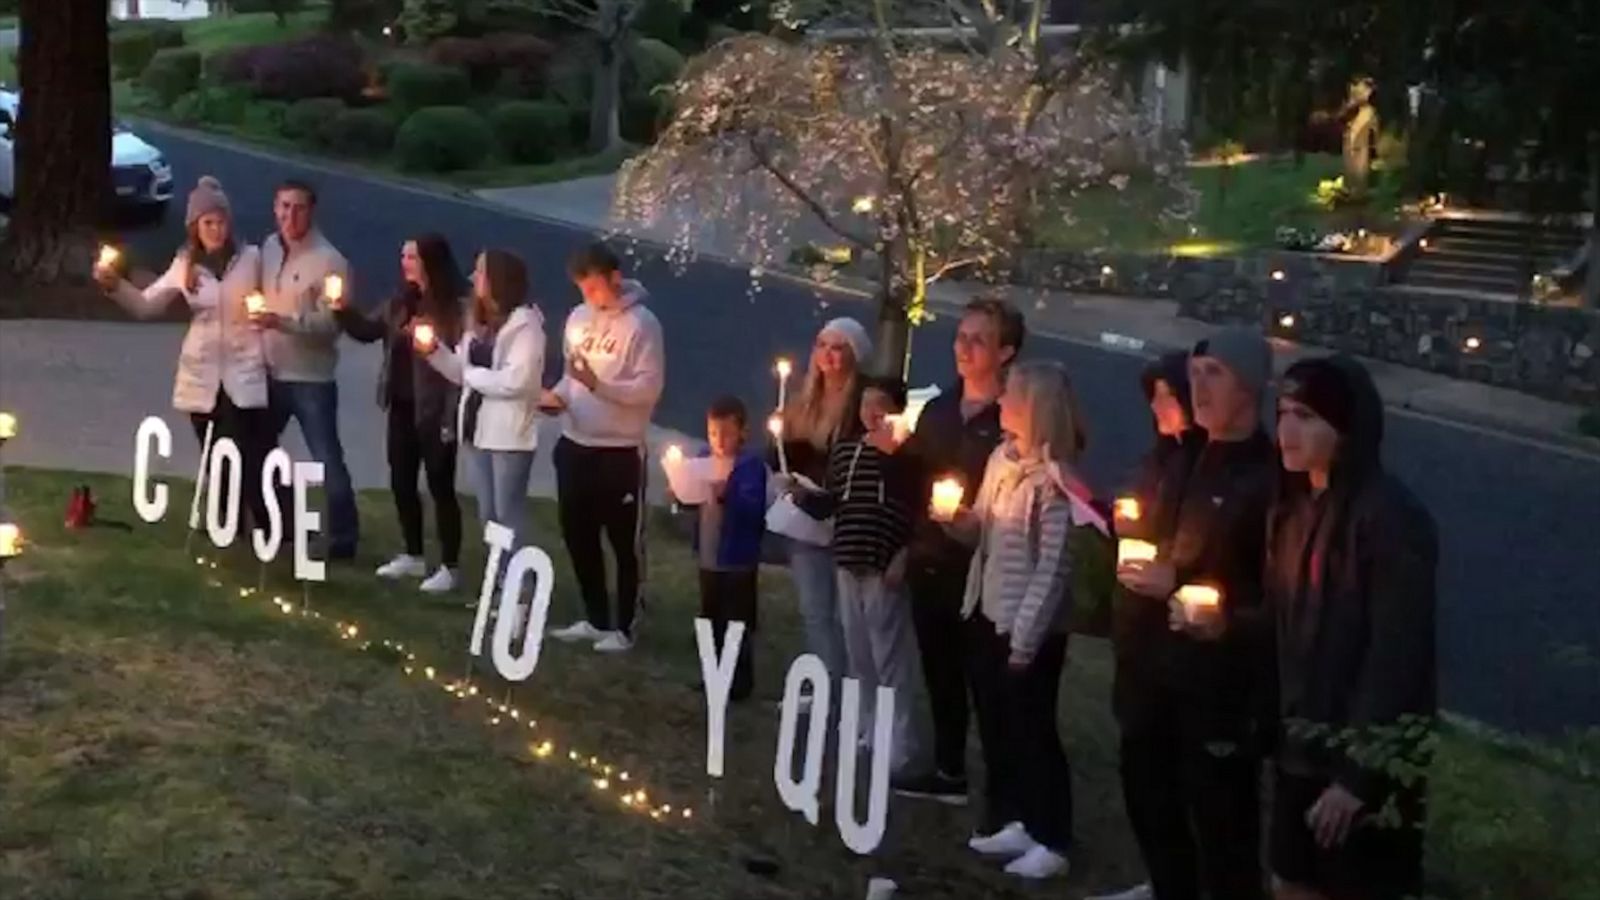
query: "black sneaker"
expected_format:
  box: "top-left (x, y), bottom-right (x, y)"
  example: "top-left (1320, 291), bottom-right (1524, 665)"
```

top-left (892, 771), bottom-right (970, 806)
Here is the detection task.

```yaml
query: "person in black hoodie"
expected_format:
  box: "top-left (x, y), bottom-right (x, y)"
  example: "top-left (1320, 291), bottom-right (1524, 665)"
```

top-left (1109, 328), bottom-right (1277, 900)
top-left (1266, 356), bottom-right (1437, 900)
top-left (892, 297), bottom-right (1025, 805)
top-left (335, 234), bottom-right (466, 593)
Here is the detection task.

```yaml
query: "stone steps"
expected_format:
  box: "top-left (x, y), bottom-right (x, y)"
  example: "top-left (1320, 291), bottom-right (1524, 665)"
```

top-left (1397, 216), bottom-right (1587, 297)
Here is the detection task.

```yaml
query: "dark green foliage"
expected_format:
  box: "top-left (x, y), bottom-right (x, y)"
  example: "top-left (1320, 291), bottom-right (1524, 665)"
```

top-left (394, 106), bottom-right (492, 171)
top-left (489, 100), bottom-right (571, 164)
top-left (140, 48), bottom-right (202, 106)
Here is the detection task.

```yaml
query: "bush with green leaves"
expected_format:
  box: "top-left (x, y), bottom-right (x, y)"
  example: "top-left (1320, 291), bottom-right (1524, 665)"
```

top-left (632, 0), bottom-right (687, 49)
top-left (170, 85), bottom-right (253, 127)
top-left (109, 21), bottom-right (186, 80)
top-left (396, 0), bottom-right (457, 47)
top-left (141, 48), bottom-right (203, 106)
top-left (387, 62), bottom-right (470, 115)
top-left (282, 97), bottom-right (347, 145)
top-left (394, 106), bottom-right (492, 172)
top-left (627, 37), bottom-right (685, 95)
top-left (489, 101), bottom-right (571, 164)
top-left (322, 107), bottom-right (398, 157)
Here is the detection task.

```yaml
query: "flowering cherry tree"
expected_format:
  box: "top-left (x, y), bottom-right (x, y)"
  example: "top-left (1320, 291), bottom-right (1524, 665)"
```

top-left (613, 7), bottom-right (1191, 372)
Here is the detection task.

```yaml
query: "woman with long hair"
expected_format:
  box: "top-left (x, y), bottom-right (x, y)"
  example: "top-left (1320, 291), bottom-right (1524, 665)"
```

top-left (1266, 356), bottom-right (1437, 900)
top-left (425, 248), bottom-right (545, 545)
top-left (93, 175), bottom-right (272, 535)
top-left (942, 360), bottom-right (1088, 880)
top-left (335, 233), bottom-right (466, 593)
top-left (771, 317), bottom-right (871, 681)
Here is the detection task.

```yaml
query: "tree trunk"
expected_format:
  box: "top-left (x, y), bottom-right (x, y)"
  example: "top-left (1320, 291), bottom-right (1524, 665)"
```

top-left (588, 38), bottom-right (624, 154)
top-left (1584, 130), bottom-right (1599, 309)
top-left (870, 240), bottom-right (911, 378)
top-left (3, 0), bottom-right (111, 284)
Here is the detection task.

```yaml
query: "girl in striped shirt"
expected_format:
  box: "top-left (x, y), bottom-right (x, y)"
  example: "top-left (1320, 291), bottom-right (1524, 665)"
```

top-left (938, 360), bottom-right (1089, 880)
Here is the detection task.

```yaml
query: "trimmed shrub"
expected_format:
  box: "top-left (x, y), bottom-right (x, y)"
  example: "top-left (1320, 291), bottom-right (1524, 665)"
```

top-left (394, 106), bottom-right (492, 172)
top-left (282, 97), bottom-right (346, 144)
top-left (429, 34), bottom-right (555, 95)
top-left (109, 20), bottom-right (186, 80)
top-left (627, 37), bottom-right (685, 95)
top-left (322, 107), bottom-right (397, 157)
top-left (170, 85), bottom-right (253, 126)
top-left (489, 100), bottom-right (571, 164)
top-left (633, 0), bottom-right (686, 48)
top-left (396, 0), bottom-right (457, 47)
top-left (387, 62), bottom-right (470, 115)
top-left (545, 49), bottom-right (594, 112)
top-left (213, 34), bottom-right (366, 101)
top-left (141, 48), bottom-right (203, 106)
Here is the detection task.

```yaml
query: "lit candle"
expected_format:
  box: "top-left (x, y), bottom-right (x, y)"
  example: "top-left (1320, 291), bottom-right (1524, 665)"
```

top-left (0, 412), bottom-right (16, 441)
top-left (0, 523), bottom-right (21, 558)
top-left (663, 444), bottom-right (683, 466)
top-left (767, 414), bottom-right (789, 474)
top-left (1117, 538), bottom-right (1158, 566)
top-left (245, 292), bottom-right (266, 316)
top-left (323, 273), bottom-right (344, 307)
top-left (1114, 496), bottom-right (1141, 522)
top-left (774, 356), bottom-right (793, 411)
top-left (884, 413), bottom-right (910, 444)
top-left (929, 477), bottom-right (964, 522)
top-left (413, 322), bottom-right (437, 354)
top-left (98, 245), bottom-right (120, 268)
top-left (1175, 584), bottom-right (1222, 625)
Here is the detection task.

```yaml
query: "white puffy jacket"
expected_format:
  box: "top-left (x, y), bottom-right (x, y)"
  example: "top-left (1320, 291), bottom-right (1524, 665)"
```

top-left (427, 304), bottom-right (547, 452)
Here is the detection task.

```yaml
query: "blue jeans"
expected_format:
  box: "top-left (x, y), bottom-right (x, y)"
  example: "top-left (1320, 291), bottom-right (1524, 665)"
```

top-left (787, 539), bottom-right (846, 678)
top-left (269, 379), bottom-right (358, 554)
top-left (465, 445), bottom-right (536, 545)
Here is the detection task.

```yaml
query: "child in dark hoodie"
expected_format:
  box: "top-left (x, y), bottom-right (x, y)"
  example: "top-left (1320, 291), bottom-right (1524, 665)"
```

top-left (686, 396), bottom-right (768, 701)
top-left (1266, 356), bottom-right (1437, 900)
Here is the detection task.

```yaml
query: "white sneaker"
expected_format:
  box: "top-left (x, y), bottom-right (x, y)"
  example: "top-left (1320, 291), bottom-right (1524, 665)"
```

top-left (549, 620), bottom-right (604, 643)
top-left (1004, 844), bottom-right (1070, 879)
top-left (593, 631), bottom-right (633, 653)
top-left (419, 566), bottom-right (458, 594)
top-left (1087, 883), bottom-right (1153, 900)
top-left (967, 821), bottom-right (1036, 858)
top-left (376, 554), bottom-right (427, 579)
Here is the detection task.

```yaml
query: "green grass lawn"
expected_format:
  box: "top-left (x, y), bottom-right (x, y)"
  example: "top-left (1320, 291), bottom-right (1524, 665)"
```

top-left (178, 7), bottom-right (330, 55)
top-left (1, 467), bottom-right (1595, 898)
top-left (1036, 154), bottom-right (1408, 255)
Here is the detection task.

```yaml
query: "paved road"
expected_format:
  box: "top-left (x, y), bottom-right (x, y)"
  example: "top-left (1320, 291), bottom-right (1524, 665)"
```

top-left (73, 124), bottom-right (1600, 733)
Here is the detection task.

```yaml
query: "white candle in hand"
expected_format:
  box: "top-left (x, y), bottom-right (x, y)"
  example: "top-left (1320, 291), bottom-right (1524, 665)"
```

top-left (767, 414), bottom-right (788, 474)
top-left (774, 356), bottom-right (793, 410)
top-left (663, 444), bottom-right (683, 466)
top-left (245, 292), bottom-right (266, 317)
top-left (98, 245), bottom-right (120, 268)
top-left (929, 478), bottom-right (964, 522)
top-left (1115, 497), bottom-right (1142, 523)
top-left (1117, 538), bottom-right (1157, 566)
top-left (0, 412), bottom-right (16, 441)
top-left (413, 322), bottom-right (437, 354)
top-left (0, 523), bottom-right (21, 558)
top-left (323, 274), bottom-right (344, 308)
top-left (1175, 584), bottom-right (1221, 625)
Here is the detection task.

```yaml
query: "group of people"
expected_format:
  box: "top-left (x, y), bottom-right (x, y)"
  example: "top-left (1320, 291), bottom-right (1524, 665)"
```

top-left (102, 174), bottom-right (1438, 900)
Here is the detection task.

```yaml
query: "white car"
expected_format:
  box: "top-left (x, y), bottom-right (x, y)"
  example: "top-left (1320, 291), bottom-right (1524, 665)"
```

top-left (0, 87), bottom-right (174, 212)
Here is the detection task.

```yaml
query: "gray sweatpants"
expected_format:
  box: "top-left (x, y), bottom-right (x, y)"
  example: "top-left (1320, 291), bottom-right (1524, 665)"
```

top-left (835, 568), bottom-right (928, 775)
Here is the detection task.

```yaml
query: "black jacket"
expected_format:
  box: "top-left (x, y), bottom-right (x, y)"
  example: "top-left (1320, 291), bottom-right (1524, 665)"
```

top-left (897, 382), bottom-right (1003, 572)
top-left (1266, 357), bottom-right (1438, 805)
top-left (336, 289), bottom-right (461, 441)
top-left (1113, 430), bottom-right (1277, 734)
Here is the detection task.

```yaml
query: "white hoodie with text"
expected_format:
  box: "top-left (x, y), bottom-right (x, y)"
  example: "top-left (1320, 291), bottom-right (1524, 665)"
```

top-left (551, 280), bottom-right (665, 448)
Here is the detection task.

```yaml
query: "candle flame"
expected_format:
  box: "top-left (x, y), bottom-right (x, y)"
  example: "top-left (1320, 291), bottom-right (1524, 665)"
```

top-left (414, 322), bottom-right (436, 351)
top-left (245, 292), bottom-right (266, 315)
top-left (767, 414), bottom-right (783, 437)
top-left (1175, 584), bottom-right (1221, 608)
top-left (930, 477), bottom-right (964, 520)
top-left (323, 274), bottom-right (344, 302)
top-left (775, 357), bottom-right (793, 379)
top-left (0, 522), bottom-right (22, 558)
top-left (663, 444), bottom-right (683, 465)
top-left (98, 245), bottom-right (120, 267)
top-left (1115, 497), bottom-right (1141, 521)
top-left (0, 412), bottom-right (16, 441)
top-left (1117, 538), bottom-right (1158, 566)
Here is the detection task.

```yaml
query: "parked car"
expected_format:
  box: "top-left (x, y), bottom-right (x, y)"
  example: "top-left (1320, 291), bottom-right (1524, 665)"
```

top-left (0, 87), bottom-right (175, 213)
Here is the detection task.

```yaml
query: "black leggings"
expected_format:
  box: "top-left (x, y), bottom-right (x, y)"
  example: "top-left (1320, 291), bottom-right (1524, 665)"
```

top-left (387, 401), bottom-right (461, 567)
top-left (189, 388), bottom-right (274, 539)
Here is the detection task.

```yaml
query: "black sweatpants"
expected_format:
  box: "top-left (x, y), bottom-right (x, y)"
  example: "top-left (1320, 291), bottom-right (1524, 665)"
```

top-left (189, 388), bottom-right (275, 540)
top-left (699, 568), bottom-right (757, 701)
top-left (966, 614), bottom-right (1074, 853)
top-left (1118, 676), bottom-right (1265, 900)
top-left (386, 400), bottom-right (461, 567)
top-left (554, 437), bottom-right (646, 635)
top-left (909, 561), bottom-right (973, 779)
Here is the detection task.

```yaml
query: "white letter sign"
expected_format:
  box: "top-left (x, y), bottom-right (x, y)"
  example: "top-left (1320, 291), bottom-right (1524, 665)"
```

top-left (696, 617), bottom-right (746, 778)
top-left (133, 416), bottom-right (172, 524)
top-left (253, 449), bottom-right (291, 563)
top-left (774, 654), bottom-right (831, 825)
top-left (490, 546), bottom-right (555, 681)
top-left (835, 683), bottom-right (895, 855)
top-left (205, 437), bottom-right (242, 548)
top-left (293, 461), bottom-right (325, 582)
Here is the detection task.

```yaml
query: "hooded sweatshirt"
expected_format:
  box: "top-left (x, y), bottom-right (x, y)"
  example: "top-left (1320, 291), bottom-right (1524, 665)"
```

top-left (551, 280), bottom-right (664, 448)
top-left (1265, 357), bottom-right (1438, 805)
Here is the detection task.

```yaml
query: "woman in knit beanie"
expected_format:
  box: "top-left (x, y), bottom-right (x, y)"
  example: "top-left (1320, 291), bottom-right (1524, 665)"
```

top-left (1266, 355), bottom-right (1438, 900)
top-left (93, 175), bottom-right (273, 535)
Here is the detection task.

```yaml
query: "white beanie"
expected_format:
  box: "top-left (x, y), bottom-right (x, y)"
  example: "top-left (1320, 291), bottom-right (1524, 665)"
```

top-left (819, 317), bottom-right (872, 366)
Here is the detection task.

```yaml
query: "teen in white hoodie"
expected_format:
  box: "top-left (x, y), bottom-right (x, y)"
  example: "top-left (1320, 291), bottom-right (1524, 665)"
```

top-left (543, 243), bottom-right (665, 653)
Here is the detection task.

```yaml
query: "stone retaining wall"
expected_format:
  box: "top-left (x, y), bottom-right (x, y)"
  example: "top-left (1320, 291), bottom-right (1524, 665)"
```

top-left (1014, 248), bottom-right (1600, 404)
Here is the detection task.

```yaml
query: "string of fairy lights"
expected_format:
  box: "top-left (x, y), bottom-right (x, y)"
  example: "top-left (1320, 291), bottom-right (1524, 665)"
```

top-left (195, 551), bottom-right (695, 824)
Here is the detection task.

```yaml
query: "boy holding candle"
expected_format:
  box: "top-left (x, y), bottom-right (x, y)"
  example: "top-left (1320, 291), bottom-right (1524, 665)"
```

top-left (253, 179), bottom-right (360, 559)
top-left (1104, 329), bottom-right (1276, 900)
top-left (679, 396), bottom-right (768, 702)
top-left (789, 376), bottom-right (922, 772)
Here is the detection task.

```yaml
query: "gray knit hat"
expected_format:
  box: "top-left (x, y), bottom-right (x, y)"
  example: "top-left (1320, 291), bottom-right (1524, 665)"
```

top-left (1192, 327), bottom-right (1273, 396)
top-left (819, 317), bottom-right (873, 366)
top-left (185, 175), bottom-right (231, 227)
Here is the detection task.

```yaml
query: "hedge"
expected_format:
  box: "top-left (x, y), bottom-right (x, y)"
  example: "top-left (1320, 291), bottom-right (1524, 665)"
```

top-left (386, 62), bottom-right (470, 115)
top-left (109, 21), bottom-right (186, 81)
top-left (170, 85), bottom-right (253, 127)
top-left (394, 106), bottom-right (492, 172)
top-left (488, 101), bottom-right (571, 164)
top-left (428, 34), bottom-right (554, 95)
top-left (141, 48), bottom-right (203, 107)
top-left (322, 107), bottom-right (397, 157)
top-left (627, 37), bottom-right (686, 95)
top-left (209, 35), bottom-right (366, 101)
top-left (282, 97), bottom-right (346, 145)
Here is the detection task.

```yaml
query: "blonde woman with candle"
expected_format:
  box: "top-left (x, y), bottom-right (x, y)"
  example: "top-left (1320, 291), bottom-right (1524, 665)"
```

top-left (939, 360), bottom-right (1090, 881)
top-left (768, 317), bottom-right (870, 683)
top-left (93, 175), bottom-right (273, 534)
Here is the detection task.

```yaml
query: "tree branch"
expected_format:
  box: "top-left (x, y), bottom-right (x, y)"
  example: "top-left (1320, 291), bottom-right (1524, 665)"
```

top-left (748, 138), bottom-right (875, 249)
